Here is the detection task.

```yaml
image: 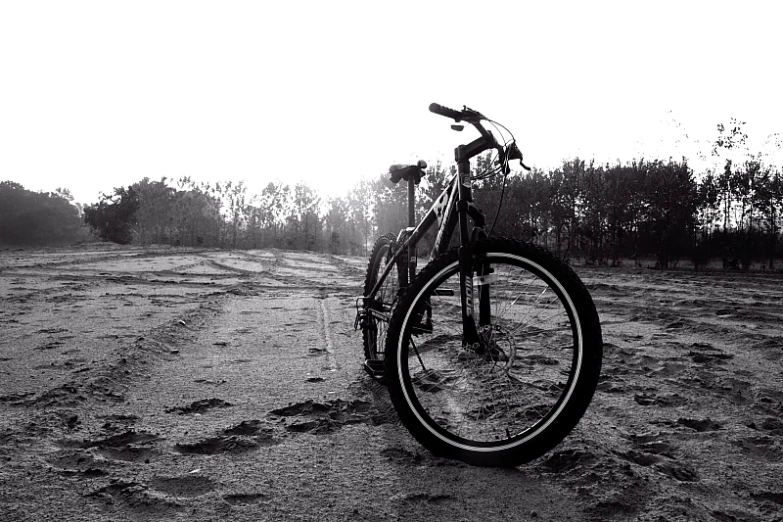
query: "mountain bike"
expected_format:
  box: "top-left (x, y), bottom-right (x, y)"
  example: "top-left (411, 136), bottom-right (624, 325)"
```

top-left (355, 103), bottom-right (603, 467)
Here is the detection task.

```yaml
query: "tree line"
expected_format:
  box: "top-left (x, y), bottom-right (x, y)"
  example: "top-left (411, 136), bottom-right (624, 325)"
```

top-left (80, 176), bottom-right (375, 254)
top-left (475, 156), bottom-right (782, 269)
top-left (76, 153), bottom-right (783, 270)
top-left (2, 120), bottom-right (782, 270)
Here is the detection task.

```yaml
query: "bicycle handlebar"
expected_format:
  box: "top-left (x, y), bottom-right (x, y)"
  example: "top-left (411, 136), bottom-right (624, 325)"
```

top-left (429, 102), bottom-right (530, 172)
top-left (429, 103), bottom-right (464, 122)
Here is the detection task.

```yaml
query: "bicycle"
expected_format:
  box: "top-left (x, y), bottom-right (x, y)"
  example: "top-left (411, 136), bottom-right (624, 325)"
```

top-left (355, 103), bottom-right (603, 467)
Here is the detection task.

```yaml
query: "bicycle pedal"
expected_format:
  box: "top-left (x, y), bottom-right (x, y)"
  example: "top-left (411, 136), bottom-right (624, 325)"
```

top-left (363, 359), bottom-right (386, 382)
top-left (354, 309), bottom-right (368, 331)
top-left (354, 297), bottom-right (369, 330)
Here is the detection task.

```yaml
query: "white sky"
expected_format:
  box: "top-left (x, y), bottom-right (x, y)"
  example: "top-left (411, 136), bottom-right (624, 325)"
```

top-left (1, 1), bottom-right (781, 205)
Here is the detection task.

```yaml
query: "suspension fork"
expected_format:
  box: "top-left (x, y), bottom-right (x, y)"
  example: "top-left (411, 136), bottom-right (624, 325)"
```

top-left (476, 231), bottom-right (492, 329)
top-left (455, 148), bottom-right (481, 347)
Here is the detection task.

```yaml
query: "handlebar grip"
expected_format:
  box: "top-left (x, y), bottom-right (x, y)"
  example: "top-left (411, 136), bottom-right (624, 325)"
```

top-left (429, 103), bottom-right (463, 122)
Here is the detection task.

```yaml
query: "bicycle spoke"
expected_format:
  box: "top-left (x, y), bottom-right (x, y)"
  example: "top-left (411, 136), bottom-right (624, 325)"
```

top-left (493, 267), bottom-right (536, 320)
top-left (409, 338), bottom-right (427, 372)
top-left (508, 307), bottom-right (567, 337)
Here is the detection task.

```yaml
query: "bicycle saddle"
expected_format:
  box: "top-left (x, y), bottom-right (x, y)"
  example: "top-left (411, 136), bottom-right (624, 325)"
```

top-left (389, 160), bottom-right (428, 185)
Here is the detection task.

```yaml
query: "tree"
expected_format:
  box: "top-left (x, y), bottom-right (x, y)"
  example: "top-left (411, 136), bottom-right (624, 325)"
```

top-left (132, 177), bottom-right (174, 244)
top-left (290, 183), bottom-right (321, 250)
top-left (324, 196), bottom-right (350, 254)
top-left (55, 187), bottom-right (74, 202)
top-left (711, 118), bottom-right (748, 265)
top-left (0, 181), bottom-right (84, 246)
top-left (348, 178), bottom-right (375, 256)
top-left (226, 181), bottom-right (248, 248)
top-left (83, 186), bottom-right (139, 244)
top-left (643, 160), bottom-right (698, 268)
top-left (755, 167), bottom-right (783, 268)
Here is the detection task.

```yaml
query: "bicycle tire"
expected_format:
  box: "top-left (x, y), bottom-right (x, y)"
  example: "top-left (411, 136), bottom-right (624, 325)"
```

top-left (362, 233), bottom-right (406, 361)
top-left (384, 238), bottom-right (602, 467)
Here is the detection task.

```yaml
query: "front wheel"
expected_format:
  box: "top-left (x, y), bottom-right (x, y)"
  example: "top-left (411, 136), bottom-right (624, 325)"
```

top-left (384, 238), bottom-right (602, 467)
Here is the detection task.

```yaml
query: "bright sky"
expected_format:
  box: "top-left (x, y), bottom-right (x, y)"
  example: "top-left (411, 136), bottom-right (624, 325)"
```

top-left (1, 1), bottom-right (781, 205)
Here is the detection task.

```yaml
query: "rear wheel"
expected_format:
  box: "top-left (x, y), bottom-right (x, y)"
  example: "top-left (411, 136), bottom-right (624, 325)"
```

top-left (384, 238), bottom-right (602, 467)
top-left (362, 233), bottom-right (406, 363)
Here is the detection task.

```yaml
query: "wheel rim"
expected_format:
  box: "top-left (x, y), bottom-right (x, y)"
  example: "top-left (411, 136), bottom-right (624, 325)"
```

top-left (396, 251), bottom-right (583, 451)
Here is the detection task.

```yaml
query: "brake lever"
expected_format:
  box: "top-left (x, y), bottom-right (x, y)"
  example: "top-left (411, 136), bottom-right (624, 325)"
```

top-left (462, 105), bottom-right (487, 122)
top-left (506, 142), bottom-right (530, 171)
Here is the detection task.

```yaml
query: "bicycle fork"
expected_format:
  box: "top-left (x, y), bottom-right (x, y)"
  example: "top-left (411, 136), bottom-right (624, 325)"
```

top-left (455, 150), bottom-right (482, 348)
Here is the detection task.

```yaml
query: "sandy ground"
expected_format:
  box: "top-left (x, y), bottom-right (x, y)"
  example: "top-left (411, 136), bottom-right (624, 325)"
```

top-left (0, 243), bottom-right (782, 521)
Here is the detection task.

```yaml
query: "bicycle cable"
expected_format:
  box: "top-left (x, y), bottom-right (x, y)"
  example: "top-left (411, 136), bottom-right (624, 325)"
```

top-left (442, 110), bottom-right (523, 237)
top-left (486, 118), bottom-right (517, 237)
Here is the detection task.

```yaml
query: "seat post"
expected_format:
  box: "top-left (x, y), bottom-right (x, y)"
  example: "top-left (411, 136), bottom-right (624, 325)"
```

top-left (406, 175), bottom-right (417, 284)
top-left (407, 176), bottom-right (415, 227)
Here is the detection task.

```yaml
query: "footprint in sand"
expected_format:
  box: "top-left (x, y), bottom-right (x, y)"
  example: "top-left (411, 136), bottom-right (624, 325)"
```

top-left (634, 393), bottom-right (688, 407)
top-left (173, 419), bottom-right (278, 454)
top-left (47, 450), bottom-right (108, 477)
top-left (677, 417), bottom-right (722, 432)
top-left (86, 481), bottom-right (181, 514)
top-left (688, 342), bottom-right (733, 364)
top-left (223, 493), bottom-right (270, 505)
top-left (750, 491), bottom-right (783, 508)
top-left (655, 462), bottom-right (700, 482)
top-left (752, 338), bottom-right (783, 361)
top-left (223, 419), bottom-right (268, 436)
top-left (539, 448), bottom-right (597, 473)
top-left (734, 435), bottom-right (783, 461)
top-left (165, 398), bottom-right (232, 415)
top-left (150, 475), bottom-right (216, 498)
top-left (267, 399), bottom-right (382, 434)
top-left (66, 429), bottom-right (163, 463)
top-left (752, 417), bottom-right (783, 436)
top-left (175, 433), bottom-right (275, 455)
top-left (627, 432), bottom-right (678, 458)
top-left (618, 450), bottom-right (659, 467)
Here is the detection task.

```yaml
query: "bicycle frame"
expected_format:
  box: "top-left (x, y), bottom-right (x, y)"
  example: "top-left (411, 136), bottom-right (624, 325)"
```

top-left (366, 173), bottom-right (455, 298)
top-left (364, 130), bottom-right (497, 346)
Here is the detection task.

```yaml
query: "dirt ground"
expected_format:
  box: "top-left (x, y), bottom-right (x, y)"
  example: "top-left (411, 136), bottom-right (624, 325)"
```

top-left (0, 243), bottom-right (782, 522)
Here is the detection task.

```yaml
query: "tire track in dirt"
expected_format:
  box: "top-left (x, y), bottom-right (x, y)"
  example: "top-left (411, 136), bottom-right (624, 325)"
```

top-left (313, 297), bottom-right (337, 371)
top-left (2, 270), bottom-right (231, 288)
top-left (9, 297), bottom-right (230, 410)
top-left (218, 249), bottom-right (279, 267)
top-left (196, 250), bottom-right (281, 274)
top-left (197, 252), bottom-right (356, 292)
top-left (588, 270), bottom-right (783, 345)
top-left (327, 254), bottom-right (367, 276)
top-left (1, 248), bottom-right (213, 270)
